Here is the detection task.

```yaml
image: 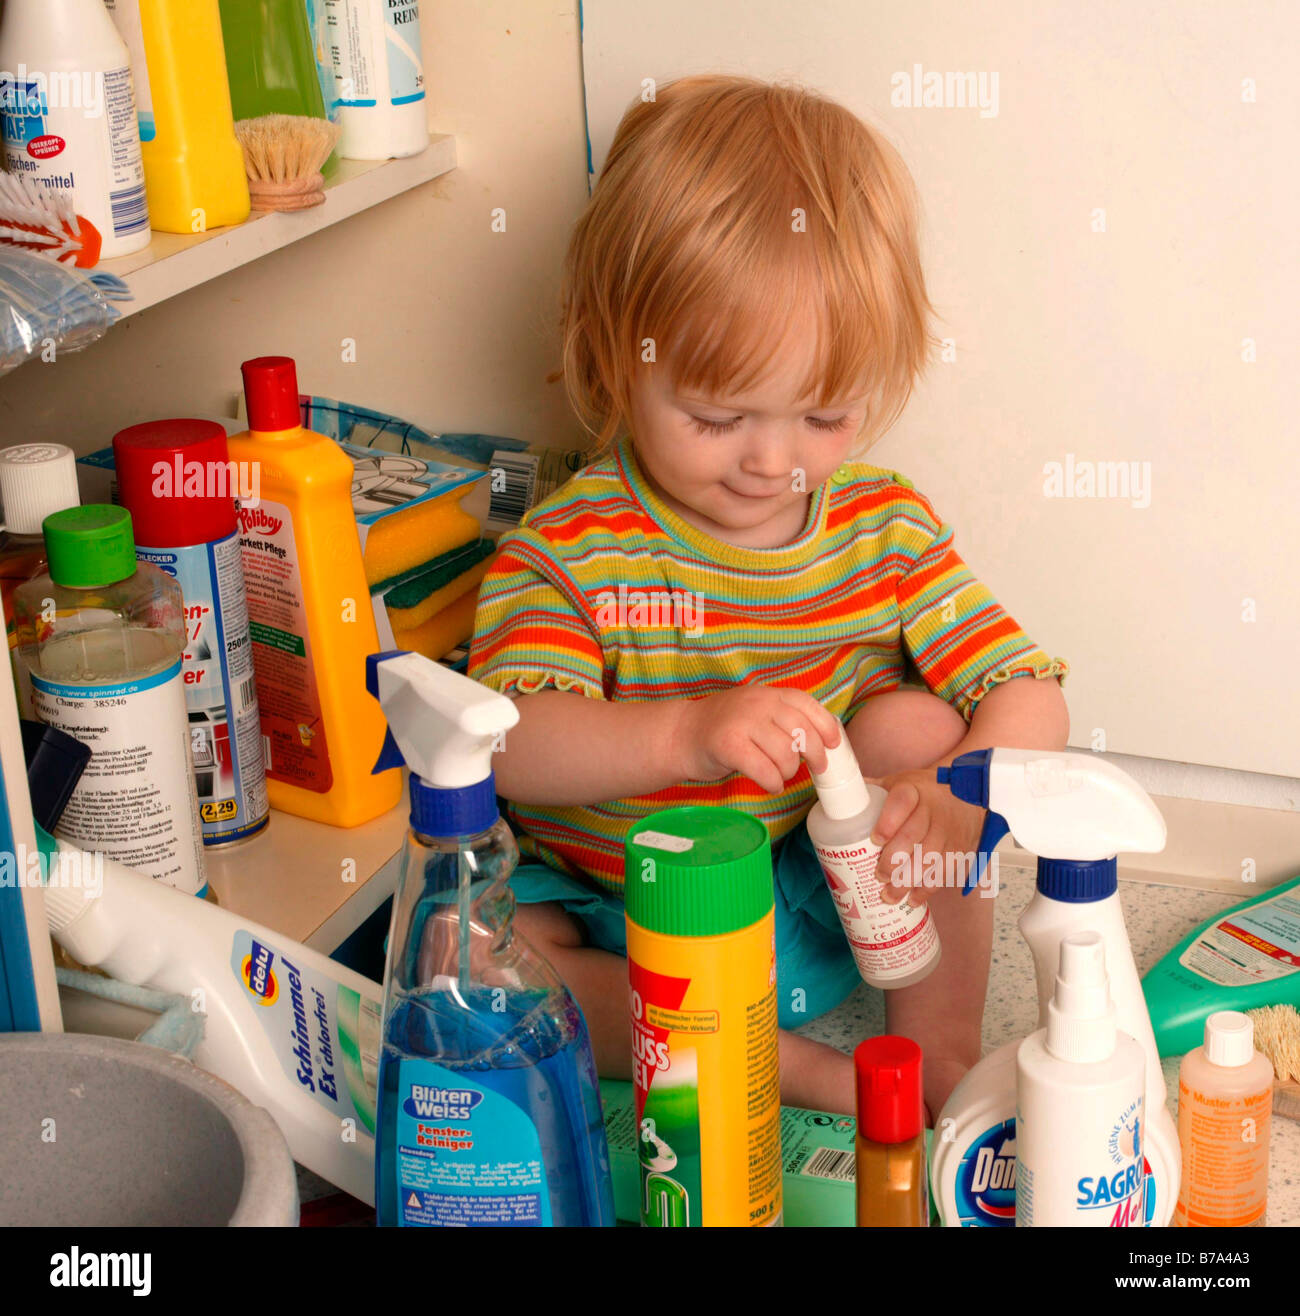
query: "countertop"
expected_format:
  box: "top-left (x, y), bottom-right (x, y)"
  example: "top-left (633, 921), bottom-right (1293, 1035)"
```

top-left (796, 864), bottom-right (1298, 1227)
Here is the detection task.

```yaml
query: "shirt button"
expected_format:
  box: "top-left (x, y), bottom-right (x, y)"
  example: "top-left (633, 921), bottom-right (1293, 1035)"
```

top-left (831, 467), bottom-right (849, 484)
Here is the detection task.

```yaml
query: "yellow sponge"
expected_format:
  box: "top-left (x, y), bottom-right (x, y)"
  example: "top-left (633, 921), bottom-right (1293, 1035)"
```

top-left (362, 486), bottom-right (480, 589)
top-left (392, 589), bottom-right (480, 661)
top-left (385, 557), bottom-right (495, 634)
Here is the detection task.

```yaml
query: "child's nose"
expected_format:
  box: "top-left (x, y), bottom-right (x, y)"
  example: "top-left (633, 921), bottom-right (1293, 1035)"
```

top-left (739, 424), bottom-right (797, 480)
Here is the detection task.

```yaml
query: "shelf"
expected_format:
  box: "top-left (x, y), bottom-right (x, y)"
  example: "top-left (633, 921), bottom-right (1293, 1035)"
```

top-left (101, 135), bottom-right (457, 319)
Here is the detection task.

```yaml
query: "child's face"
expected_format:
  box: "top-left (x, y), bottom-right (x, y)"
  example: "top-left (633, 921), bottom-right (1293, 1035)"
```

top-left (629, 326), bottom-right (868, 548)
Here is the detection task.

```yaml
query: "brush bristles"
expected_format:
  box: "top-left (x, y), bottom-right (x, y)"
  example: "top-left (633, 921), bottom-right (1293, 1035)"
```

top-left (1248, 1004), bottom-right (1300, 1083)
top-left (234, 115), bottom-right (341, 185)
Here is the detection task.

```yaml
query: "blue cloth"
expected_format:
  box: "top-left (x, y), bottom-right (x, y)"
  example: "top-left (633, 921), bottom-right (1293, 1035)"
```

top-left (509, 818), bottom-right (862, 1029)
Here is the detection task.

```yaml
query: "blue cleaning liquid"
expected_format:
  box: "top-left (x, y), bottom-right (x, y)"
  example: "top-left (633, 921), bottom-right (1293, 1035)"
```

top-left (376, 985), bottom-right (615, 1227)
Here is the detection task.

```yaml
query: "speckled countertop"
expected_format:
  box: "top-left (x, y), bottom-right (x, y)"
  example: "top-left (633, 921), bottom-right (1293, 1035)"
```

top-left (797, 865), bottom-right (1298, 1227)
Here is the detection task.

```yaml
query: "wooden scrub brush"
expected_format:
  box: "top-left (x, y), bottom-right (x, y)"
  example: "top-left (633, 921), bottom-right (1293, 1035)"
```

top-left (233, 115), bottom-right (342, 213)
top-left (1247, 1004), bottom-right (1300, 1119)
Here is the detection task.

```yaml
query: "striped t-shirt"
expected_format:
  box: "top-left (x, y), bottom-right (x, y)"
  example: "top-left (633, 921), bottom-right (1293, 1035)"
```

top-left (468, 433), bottom-right (1068, 895)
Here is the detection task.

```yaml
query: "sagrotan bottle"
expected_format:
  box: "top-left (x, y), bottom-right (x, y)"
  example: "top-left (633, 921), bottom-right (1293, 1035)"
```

top-left (807, 734), bottom-right (940, 989)
top-left (1015, 932), bottom-right (1146, 1227)
top-left (224, 356), bottom-right (401, 827)
top-left (1174, 1011), bottom-right (1273, 1228)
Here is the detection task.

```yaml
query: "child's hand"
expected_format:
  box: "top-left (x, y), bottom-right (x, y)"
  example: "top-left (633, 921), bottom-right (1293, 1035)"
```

top-left (868, 769), bottom-right (987, 905)
top-left (674, 685), bottom-right (844, 794)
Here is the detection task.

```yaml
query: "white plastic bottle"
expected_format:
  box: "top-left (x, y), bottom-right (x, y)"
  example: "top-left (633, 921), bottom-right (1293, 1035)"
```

top-left (0, 0), bottom-right (151, 258)
top-left (324, 0), bottom-right (427, 159)
top-left (807, 735), bottom-right (941, 989)
top-left (1016, 932), bottom-right (1146, 1227)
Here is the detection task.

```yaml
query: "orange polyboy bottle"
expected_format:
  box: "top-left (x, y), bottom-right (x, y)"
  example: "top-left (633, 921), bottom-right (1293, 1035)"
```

top-left (225, 356), bottom-right (401, 826)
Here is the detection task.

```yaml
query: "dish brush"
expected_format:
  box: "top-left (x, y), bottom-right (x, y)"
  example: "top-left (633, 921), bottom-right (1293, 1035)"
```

top-left (0, 172), bottom-right (102, 267)
top-left (1247, 1004), bottom-right (1300, 1119)
top-left (233, 115), bottom-right (342, 213)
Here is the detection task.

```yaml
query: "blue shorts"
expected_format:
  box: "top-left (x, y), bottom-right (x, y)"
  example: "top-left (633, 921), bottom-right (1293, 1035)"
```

top-left (509, 819), bottom-right (862, 1030)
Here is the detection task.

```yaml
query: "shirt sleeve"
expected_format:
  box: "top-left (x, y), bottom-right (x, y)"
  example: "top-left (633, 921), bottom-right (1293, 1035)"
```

top-left (467, 529), bottom-right (608, 701)
top-left (892, 481), bottom-right (1069, 722)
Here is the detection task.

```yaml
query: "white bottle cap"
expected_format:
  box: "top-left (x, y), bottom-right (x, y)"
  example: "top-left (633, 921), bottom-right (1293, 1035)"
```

top-left (810, 733), bottom-right (872, 820)
top-left (1204, 1010), bottom-right (1254, 1067)
top-left (1045, 931), bottom-right (1119, 1063)
top-left (0, 443), bottom-right (79, 535)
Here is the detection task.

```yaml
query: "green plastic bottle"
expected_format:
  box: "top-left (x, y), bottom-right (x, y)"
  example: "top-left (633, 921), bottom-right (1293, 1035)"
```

top-left (1142, 873), bottom-right (1300, 1055)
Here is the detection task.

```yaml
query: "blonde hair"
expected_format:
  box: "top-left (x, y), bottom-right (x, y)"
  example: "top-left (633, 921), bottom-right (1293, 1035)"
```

top-left (556, 74), bottom-right (938, 454)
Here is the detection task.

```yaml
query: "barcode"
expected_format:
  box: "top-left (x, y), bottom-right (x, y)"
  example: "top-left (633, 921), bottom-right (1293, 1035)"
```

top-left (487, 450), bottom-right (539, 528)
top-left (109, 183), bottom-right (149, 235)
top-left (262, 735), bottom-right (272, 770)
top-left (802, 1147), bottom-right (856, 1182)
top-left (236, 675), bottom-right (258, 714)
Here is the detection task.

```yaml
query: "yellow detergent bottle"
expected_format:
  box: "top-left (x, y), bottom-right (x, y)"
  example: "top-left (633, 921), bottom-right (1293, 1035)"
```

top-left (106, 0), bottom-right (250, 232)
top-left (624, 807), bottom-right (782, 1227)
top-left (225, 356), bottom-right (401, 827)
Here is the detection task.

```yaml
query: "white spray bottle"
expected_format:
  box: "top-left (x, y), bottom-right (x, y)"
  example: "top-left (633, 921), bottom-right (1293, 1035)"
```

top-left (927, 747), bottom-right (1180, 1227)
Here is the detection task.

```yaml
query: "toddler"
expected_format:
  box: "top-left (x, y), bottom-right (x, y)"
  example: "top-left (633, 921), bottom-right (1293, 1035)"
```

top-left (467, 74), bottom-right (1069, 1118)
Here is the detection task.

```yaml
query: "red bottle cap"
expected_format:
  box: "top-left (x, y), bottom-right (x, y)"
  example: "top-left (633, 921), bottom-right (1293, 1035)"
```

top-left (112, 419), bottom-right (237, 548)
top-left (854, 1035), bottom-right (924, 1144)
top-left (241, 356), bottom-right (301, 433)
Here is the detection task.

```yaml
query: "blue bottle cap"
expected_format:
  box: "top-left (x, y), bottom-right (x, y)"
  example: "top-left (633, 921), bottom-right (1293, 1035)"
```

top-left (1036, 856), bottom-right (1118, 903)
top-left (409, 773), bottom-right (499, 837)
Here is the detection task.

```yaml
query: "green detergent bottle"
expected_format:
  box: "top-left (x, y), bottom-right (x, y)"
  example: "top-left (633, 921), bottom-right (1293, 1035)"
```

top-left (1142, 873), bottom-right (1300, 1055)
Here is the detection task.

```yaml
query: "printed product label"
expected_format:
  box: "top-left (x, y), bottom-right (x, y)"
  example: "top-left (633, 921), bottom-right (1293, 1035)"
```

top-left (813, 837), bottom-right (939, 981)
top-left (31, 658), bottom-right (205, 894)
top-left (1176, 1079), bottom-right (1271, 1227)
top-left (383, 0), bottom-right (424, 106)
top-left (230, 929), bottom-right (379, 1134)
top-left (139, 537), bottom-right (269, 844)
top-left (1178, 887), bottom-right (1300, 986)
top-left (388, 1060), bottom-right (551, 1226)
top-left (951, 1118), bottom-right (1018, 1227)
top-left (103, 0), bottom-right (155, 141)
top-left (325, 0), bottom-right (424, 108)
top-left (237, 499), bottom-right (332, 791)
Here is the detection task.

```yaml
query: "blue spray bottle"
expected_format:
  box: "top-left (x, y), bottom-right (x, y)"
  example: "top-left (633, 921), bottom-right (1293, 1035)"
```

top-left (367, 650), bottom-right (615, 1227)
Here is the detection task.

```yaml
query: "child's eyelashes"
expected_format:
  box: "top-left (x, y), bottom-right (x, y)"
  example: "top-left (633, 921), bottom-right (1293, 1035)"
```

top-left (687, 414), bottom-right (853, 435)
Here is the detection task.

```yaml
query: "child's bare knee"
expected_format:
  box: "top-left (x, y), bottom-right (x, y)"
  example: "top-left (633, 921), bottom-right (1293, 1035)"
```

top-left (847, 688), bottom-right (968, 776)
top-left (512, 900), bottom-right (584, 951)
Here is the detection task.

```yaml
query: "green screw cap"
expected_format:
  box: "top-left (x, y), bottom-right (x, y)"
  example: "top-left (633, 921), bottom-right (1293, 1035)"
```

top-left (624, 806), bottom-right (773, 937)
top-left (43, 505), bottom-right (137, 588)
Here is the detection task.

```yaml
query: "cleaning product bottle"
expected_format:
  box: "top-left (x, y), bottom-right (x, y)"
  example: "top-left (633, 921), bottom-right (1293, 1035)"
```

top-left (225, 356), bottom-right (401, 827)
top-left (854, 1034), bottom-right (928, 1226)
top-left (0, 0), bottom-right (151, 259)
top-left (103, 0), bottom-right (250, 233)
top-left (1015, 932), bottom-right (1147, 1227)
top-left (325, 0), bottom-right (427, 160)
top-left (367, 649), bottom-right (615, 1227)
top-left (624, 807), bottom-right (783, 1227)
top-left (928, 747), bottom-right (1180, 1227)
top-left (113, 419), bottom-right (269, 847)
top-left (1174, 1010), bottom-right (1273, 1228)
top-left (218, 0), bottom-right (331, 123)
top-left (13, 505), bottom-right (206, 896)
top-left (807, 734), bottom-right (941, 989)
top-left (1143, 874), bottom-right (1300, 1056)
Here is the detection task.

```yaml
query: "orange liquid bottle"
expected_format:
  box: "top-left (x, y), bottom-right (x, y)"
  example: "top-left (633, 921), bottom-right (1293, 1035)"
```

top-left (225, 356), bottom-right (401, 826)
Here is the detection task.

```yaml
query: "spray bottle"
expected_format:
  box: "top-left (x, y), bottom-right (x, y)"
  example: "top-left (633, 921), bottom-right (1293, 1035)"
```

top-left (927, 747), bottom-right (1180, 1228)
top-left (367, 650), bottom-right (615, 1227)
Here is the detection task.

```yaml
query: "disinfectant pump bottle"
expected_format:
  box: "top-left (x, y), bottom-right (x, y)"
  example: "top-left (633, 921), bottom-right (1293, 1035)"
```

top-left (367, 650), bottom-right (615, 1228)
top-left (928, 747), bottom-right (1181, 1228)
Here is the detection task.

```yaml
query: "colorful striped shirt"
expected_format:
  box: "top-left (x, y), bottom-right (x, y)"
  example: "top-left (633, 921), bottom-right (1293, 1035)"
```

top-left (468, 433), bottom-right (1068, 894)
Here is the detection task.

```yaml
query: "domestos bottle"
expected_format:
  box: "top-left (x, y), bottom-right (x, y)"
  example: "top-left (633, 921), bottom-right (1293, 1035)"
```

top-left (113, 420), bottom-right (269, 847)
top-left (369, 651), bottom-right (615, 1227)
top-left (1174, 1011), bottom-right (1273, 1228)
top-left (0, 0), bottom-right (151, 258)
top-left (1015, 932), bottom-right (1146, 1227)
top-left (625, 807), bottom-right (783, 1227)
top-left (807, 735), bottom-right (940, 989)
top-left (13, 506), bottom-right (206, 896)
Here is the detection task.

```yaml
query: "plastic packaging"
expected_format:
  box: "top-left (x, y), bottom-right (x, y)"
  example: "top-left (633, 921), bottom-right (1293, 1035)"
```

top-left (38, 826), bottom-right (382, 1203)
top-left (325, 0), bottom-right (427, 160)
top-left (1143, 874), bottom-right (1300, 1056)
top-left (104, 0), bottom-right (250, 233)
top-left (0, 0), bottom-right (150, 258)
top-left (624, 807), bottom-right (783, 1227)
top-left (13, 505), bottom-right (206, 896)
top-left (113, 420), bottom-right (269, 846)
top-left (929, 748), bottom-right (1180, 1228)
top-left (1015, 932), bottom-right (1147, 1227)
top-left (854, 1035), bottom-right (928, 1226)
top-left (218, 0), bottom-right (330, 122)
top-left (224, 356), bottom-right (401, 827)
top-left (1174, 1010), bottom-right (1273, 1228)
top-left (0, 248), bottom-right (125, 374)
top-left (807, 733), bottom-right (940, 989)
top-left (368, 650), bottom-right (615, 1227)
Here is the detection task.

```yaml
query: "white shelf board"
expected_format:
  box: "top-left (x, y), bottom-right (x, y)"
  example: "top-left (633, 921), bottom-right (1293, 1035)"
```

top-left (101, 134), bottom-right (456, 319)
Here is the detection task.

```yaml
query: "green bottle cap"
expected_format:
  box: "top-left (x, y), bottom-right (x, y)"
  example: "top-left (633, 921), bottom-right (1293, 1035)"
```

top-left (624, 806), bottom-right (773, 936)
top-left (43, 505), bottom-right (137, 588)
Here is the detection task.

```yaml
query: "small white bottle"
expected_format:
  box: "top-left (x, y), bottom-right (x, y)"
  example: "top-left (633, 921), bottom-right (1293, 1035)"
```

top-left (806, 735), bottom-right (940, 990)
top-left (1016, 932), bottom-right (1147, 1227)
